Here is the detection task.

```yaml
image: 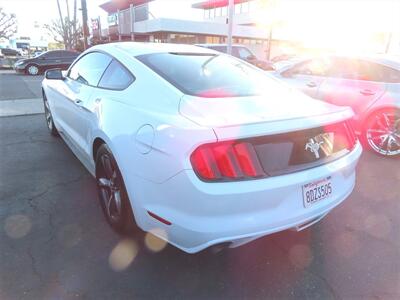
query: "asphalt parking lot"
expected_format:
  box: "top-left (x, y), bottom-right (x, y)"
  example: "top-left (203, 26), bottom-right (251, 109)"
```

top-left (0, 70), bottom-right (43, 100)
top-left (0, 73), bottom-right (399, 299)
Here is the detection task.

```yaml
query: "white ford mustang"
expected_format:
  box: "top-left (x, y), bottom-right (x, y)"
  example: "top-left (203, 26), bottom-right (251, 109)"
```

top-left (42, 43), bottom-right (362, 253)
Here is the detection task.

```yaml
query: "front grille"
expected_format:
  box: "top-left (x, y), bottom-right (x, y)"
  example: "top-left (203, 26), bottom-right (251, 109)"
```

top-left (252, 121), bottom-right (354, 177)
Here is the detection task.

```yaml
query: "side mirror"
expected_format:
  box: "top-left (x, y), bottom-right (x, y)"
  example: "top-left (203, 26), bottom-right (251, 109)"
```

top-left (247, 54), bottom-right (257, 60)
top-left (45, 68), bottom-right (64, 80)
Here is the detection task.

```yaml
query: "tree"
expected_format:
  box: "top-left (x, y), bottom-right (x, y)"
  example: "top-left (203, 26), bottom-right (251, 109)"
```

top-left (44, 0), bottom-right (80, 50)
top-left (44, 18), bottom-right (82, 50)
top-left (0, 7), bottom-right (17, 39)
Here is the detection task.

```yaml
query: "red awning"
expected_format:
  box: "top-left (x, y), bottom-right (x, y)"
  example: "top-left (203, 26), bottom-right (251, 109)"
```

top-left (192, 0), bottom-right (250, 9)
top-left (100, 0), bottom-right (153, 13)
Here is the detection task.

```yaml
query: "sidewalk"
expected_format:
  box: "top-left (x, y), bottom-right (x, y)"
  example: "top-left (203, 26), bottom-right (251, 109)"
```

top-left (0, 98), bottom-right (43, 117)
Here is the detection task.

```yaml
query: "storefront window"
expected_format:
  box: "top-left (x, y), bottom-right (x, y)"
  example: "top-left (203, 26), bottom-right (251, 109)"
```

top-left (209, 8), bottom-right (215, 18)
top-left (242, 1), bottom-right (249, 13)
top-left (235, 3), bottom-right (241, 14)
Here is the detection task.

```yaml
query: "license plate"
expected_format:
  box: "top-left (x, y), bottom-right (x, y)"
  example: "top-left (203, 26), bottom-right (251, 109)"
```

top-left (302, 176), bottom-right (333, 208)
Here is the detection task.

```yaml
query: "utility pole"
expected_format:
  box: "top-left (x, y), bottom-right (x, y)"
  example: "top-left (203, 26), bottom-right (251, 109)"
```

top-left (227, 0), bottom-right (234, 55)
top-left (81, 0), bottom-right (89, 50)
top-left (266, 23), bottom-right (273, 60)
top-left (130, 3), bottom-right (135, 41)
top-left (385, 32), bottom-right (392, 54)
top-left (267, 0), bottom-right (278, 60)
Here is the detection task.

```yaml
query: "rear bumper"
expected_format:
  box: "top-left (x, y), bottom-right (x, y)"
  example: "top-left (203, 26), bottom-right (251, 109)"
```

top-left (129, 142), bottom-right (362, 253)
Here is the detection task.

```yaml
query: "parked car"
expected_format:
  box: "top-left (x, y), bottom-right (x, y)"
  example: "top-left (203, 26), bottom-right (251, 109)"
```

top-left (42, 43), bottom-right (361, 253)
top-left (271, 53), bottom-right (297, 63)
top-left (274, 55), bottom-right (400, 156)
top-left (33, 51), bottom-right (44, 57)
top-left (14, 50), bottom-right (80, 75)
top-left (196, 44), bottom-right (275, 71)
top-left (0, 48), bottom-right (22, 58)
top-left (0, 48), bottom-right (23, 69)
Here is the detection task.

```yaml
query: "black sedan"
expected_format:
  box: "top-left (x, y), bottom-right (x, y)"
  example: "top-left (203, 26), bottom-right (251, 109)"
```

top-left (14, 50), bottom-right (80, 75)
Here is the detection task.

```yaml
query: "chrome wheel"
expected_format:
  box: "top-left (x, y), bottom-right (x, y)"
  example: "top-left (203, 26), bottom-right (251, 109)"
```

top-left (366, 110), bottom-right (400, 156)
top-left (97, 154), bottom-right (123, 223)
top-left (27, 65), bottom-right (39, 75)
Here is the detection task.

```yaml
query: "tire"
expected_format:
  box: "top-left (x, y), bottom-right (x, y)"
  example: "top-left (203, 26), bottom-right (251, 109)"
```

top-left (26, 64), bottom-right (39, 76)
top-left (95, 144), bottom-right (136, 233)
top-left (43, 93), bottom-right (59, 136)
top-left (362, 108), bottom-right (400, 157)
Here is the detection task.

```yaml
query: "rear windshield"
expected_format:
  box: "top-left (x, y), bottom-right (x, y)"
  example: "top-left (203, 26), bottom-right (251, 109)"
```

top-left (136, 53), bottom-right (270, 98)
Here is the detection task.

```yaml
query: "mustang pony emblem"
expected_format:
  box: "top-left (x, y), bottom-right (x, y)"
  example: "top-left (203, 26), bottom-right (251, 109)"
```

top-left (305, 138), bottom-right (324, 159)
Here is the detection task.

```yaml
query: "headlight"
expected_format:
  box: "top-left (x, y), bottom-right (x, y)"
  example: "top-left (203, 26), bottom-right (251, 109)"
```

top-left (15, 61), bottom-right (25, 66)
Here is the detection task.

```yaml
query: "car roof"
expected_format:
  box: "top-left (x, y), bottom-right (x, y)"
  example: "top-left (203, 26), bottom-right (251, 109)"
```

top-left (358, 54), bottom-right (400, 70)
top-left (92, 42), bottom-right (218, 57)
top-left (47, 50), bottom-right (76, 52)
top-left (291, 54), bottom-right (400, 71)
top-left (195, 44), bottom-right (248, 48)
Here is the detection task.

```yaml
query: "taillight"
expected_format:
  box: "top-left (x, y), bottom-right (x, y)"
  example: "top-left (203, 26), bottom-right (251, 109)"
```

top-left (323, 121), bottom-right (357, 151)
top-left (344, 121), bottom-right (357, 150)
top-left (190, 141), bottom-right (265, 182)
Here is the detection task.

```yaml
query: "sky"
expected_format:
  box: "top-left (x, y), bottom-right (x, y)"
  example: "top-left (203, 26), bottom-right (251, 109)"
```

top-left (0, 0), bottom-right (111, 38)
top-left (0, 0), bottom-right (202, 38)
top-left (0, 0), bottom-right (399, 52)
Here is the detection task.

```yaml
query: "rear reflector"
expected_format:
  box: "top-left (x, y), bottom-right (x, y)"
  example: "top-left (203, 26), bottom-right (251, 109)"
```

top-left (147, 211), bottom-right (172, 225)
top-left (191, 141), bottom-right (265, 182)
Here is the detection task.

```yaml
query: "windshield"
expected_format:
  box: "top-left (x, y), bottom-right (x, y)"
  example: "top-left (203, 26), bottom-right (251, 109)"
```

top-left (137, 53), bottom-right (272, 98)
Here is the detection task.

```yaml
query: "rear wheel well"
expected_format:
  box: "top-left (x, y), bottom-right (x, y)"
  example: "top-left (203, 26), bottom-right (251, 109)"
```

top-left (93, 138), bottom-right (106, 162)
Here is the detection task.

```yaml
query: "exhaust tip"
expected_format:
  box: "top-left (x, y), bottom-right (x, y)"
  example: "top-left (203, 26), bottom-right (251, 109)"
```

top-left (208, 242), bottom-right (232, 254)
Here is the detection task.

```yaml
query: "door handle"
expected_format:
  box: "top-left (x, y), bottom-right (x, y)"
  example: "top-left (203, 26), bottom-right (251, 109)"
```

top-left (306, 81), bottom-right (317, 88)
top-left (74, 99), bottom-right (90, 112)
top-left (360, 89), bottom-right (375, 96)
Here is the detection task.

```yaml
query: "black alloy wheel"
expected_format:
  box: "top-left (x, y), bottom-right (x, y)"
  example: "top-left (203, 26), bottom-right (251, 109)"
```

top-left (95, 144), bottom-right (136, 233)
top-left (43, 93), bottom-right (59, 136)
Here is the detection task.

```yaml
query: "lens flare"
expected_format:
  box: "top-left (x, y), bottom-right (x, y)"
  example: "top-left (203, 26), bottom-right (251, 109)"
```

top-left (109, 239), bottom-right (138, 271)
top-left (145, 228), bottom-right (168, 253)
top-left (4, 214), bottom-right (32, 239)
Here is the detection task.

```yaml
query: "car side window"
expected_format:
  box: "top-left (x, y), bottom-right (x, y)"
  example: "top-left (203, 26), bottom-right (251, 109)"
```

top-left (66, 51), bottom-right (79, 58)
top-left (325, 59), bottom-right (400, 82)
top-left (237, 47), bottom-right (252, 59)
top-left (357, 60), bottom-right (400, 83)
top-left (45, 51), bottom-right (60, 58)
top-left (210, 46), bottom-right (227, 53)
top-left (325, 58), bottom-right (358, 79)
top-left (68, 52), bottom-right (112, 86)
top-left (56, 51), bottom-right (68, 58)
top-left (382, 67), bottom-right (400, 83)
top-left (231, 47), bottom-right (240, 58)
top-left (98, 60), bottom-right (134, 90)
top-left (290, 58), bottom-right (332, 76)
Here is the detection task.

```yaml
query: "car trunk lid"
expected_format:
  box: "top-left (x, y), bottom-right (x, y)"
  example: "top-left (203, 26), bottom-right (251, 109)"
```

top-left (181, 91), bottom-right (356, 180)
top-left (179, 90), bottom-right (354, 140)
